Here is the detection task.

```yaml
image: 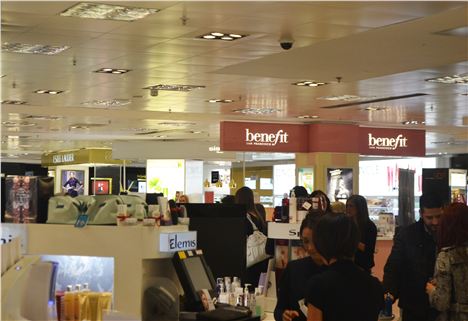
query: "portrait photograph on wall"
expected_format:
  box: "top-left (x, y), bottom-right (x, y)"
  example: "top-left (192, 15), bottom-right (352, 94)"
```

top-left (91, 178), bottom-right (112, 195)
top-left (61, 170), bottom-right (85, 197)
top-left (326, 168), bottom-right (353, 203)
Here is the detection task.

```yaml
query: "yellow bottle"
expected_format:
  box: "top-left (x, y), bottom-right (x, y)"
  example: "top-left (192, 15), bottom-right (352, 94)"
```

top-left (63, 285), bottom-right (75, 321)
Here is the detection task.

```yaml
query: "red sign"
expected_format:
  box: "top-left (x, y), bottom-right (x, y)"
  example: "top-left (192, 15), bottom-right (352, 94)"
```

top-left (220, 121), bottom-right (425, 157)
top-left (358, 127), bottom-right (425, 157)
top-left (308, 124), bottom-right (359, 153)
top-left (220, 121), bottom-right (308, 152)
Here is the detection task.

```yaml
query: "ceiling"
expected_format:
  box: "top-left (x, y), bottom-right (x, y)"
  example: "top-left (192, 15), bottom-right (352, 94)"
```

top-left (1, 1), bottom-right (467, 164)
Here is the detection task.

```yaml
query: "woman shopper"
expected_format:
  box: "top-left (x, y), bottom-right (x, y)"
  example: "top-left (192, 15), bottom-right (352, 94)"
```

top-left (346, 195), bottom-right (377, 273)
top-left (235, 186), bottom-right (270, 287)
top-left (305, 213), bottom-right (383, 321)
top-left (426, 202), bottom-right (468, 321)
top-left (274, 213), bottom-right (325, 321)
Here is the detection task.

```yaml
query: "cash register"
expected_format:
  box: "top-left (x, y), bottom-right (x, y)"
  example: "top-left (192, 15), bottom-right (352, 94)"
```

top-left (173, 250), bottom-right (260, 321)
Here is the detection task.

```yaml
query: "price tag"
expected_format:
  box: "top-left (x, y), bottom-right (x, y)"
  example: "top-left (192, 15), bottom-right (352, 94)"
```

top-left (74, 214), bottom-right (89, 228)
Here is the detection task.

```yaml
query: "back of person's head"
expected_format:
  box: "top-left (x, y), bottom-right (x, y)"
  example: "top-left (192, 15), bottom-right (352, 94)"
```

top-left (330, 201), bottom-right (346, 214)
top-left (438, 202), bottom-right (468, 249)
top-left (420, 193), bottom-right (444, 213)
top-left (310, 190), bottom-right (331, 213)
top-left (290, 186), bottom-right (309, 198)
top-left (313, 213), bottom-right (359, 263)
top-left (235, 186), bottom-right (256, 212)
top-left (300, 212), bottom-right (321, 235)
top-left (221, 195), bottom-right (235, 205)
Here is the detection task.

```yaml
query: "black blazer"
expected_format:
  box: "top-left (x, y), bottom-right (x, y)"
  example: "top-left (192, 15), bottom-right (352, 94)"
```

top-left (383, 220), bottom-right (438, 318)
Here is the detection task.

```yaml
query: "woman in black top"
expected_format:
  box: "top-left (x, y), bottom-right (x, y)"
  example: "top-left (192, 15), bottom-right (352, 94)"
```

top-left (346, 195), bottom-right (377, 273)
top-left (235, 186), bottom-right (270, 287)
top-left (274, 213), bottom-right (324, 321)
top-left (305, 214), bottom-right (383, 321)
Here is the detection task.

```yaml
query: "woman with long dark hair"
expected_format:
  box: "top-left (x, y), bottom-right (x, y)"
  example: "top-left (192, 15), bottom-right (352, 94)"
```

top-left (235, 186), bottom-right (269, 286)
top-left (345, 195), bottom-right (377, 273)
top-left (426, 202), bottom-right (468, 321)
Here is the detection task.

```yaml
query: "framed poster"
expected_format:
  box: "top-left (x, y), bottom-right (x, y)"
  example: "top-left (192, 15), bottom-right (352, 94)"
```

top-left (91, 178), bottom-right (112, 195)
top-left (327, 168), bottom-right (353, 203)
top-left (61, 170), bottom-right (85, 197)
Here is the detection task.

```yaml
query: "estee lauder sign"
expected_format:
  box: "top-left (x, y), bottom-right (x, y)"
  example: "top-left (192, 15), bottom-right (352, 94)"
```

top-left (220, 121), bottom-right (425, 157)
top-left (359, 127), bottom-right (425, 156)
top-left (220, 122), bottom-right (308, 152)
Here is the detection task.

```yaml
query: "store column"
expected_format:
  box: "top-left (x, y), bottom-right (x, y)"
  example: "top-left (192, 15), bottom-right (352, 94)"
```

top-left (296, 152), bottom-right (359, 196)
top-left (297, 124), bottom-right (360, 199)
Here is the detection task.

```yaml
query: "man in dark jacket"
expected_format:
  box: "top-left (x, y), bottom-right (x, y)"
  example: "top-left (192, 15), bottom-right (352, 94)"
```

top-left (383, 193), bottom-right (444, 321)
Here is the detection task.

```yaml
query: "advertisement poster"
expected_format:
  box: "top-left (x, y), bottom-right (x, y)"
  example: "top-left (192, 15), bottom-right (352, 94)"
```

top-left (298, 168), bottom-right (314, 194)
top-left (5, 176), bottom-right (37, 223)
top-left (91, 178), bottom-right (112, 195)
top-left (61, 170), bottom-right (85, 197)
top-left (327, 168), bottom-right (353, 203)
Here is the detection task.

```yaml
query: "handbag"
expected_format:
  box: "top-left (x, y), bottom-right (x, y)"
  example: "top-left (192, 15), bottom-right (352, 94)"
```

top-left (246, 214), bottom-right (270, 268)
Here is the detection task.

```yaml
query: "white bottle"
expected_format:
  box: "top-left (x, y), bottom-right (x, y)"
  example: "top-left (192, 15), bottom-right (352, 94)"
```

top-left (232, 277), bottom-right (241, 291)
top-left (289, 190), bottom-right (297, 223)
top-left (82, 283), bottom-right (90, 292)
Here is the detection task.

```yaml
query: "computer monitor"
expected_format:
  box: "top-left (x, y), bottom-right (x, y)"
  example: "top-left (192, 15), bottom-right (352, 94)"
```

top-left (172, 250), bottom-right (216, 312)
top-left (146, 193), bottom-right (164, 205)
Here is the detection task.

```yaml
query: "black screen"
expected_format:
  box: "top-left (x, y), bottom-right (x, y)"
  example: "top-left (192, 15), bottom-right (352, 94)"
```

top-left (184, 256), bottom-right (213, 291)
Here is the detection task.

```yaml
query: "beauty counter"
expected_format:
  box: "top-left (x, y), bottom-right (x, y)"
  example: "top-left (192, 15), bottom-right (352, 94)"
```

top-left (2, 223), bottom-right (188, 316)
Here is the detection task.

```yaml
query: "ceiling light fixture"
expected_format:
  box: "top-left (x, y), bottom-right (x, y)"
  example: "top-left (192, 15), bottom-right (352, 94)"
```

top-left (34, 89), bottom-right (64, 95)
top-left (297, 115), bottom-right (319, 119)
top-left (1, 121), bottom-right (36, 127)
top-left (232, 107), bottom-right (280, 115)
top-left (199, 32), bottom-right (247, 41)
top-left (293, 81), bottom-right (327, 87)
top-left (402, 120), bottom-right (425, 125)
top-left (60, 2), bottom-right (159, 21)
top-left (318, 95), bottom-right (378, 101)
top-left (81, 99), bottom-right (131, 107)
top-left (1, 100), bottom-right (27, 105)
top-left (363, 106), bottom-right (388, 111)
top-left (143, 84), bottom-right (205, 92)
top-left (207, 99), bottom-right (235, 103)
top-left (24, 115), bottom-right (62, 120)
top-left (94, 68), bottom-right (131, 74)
top-left (425, 74), bottom-right (468, 84)
top-left (2, 42), bottom-right (70, 55)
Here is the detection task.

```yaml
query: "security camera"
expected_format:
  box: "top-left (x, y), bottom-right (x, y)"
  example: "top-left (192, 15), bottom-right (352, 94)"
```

top-left (280, 41), bottom-right (294, 50)
top-left (150, 88), bottom-right (158, 97)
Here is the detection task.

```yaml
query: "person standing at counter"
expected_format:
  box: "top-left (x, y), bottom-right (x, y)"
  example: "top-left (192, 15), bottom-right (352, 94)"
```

top-left (305, 213), bottom-right (383, 321)
top-left (345, 195), bottom-right (377, 273)
top-left (426, 202), bottom-right (468, 321)
top-left (274, 213), bottom-right (324, 321)
top-left (383, 193), bottom-right (444, 321)
top-left (235, 186), bottom-right (271, 287)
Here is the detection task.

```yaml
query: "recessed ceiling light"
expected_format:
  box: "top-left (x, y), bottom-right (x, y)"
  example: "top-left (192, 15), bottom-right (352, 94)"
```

top-left (198, 32), bottom-right (247, 41)
top-left (69, 123), bottom-right (107, 129)
top-left (1, 100), bottom-right (27, 105)
top-left (157, 135), bottom-right (167, 138)
top-left (297, 115), bottom-right (319, 119)
top-left (190, 131), bottom-right (203, 134)
top-left (402, 120), bottom-right (425, 125)
top-left (2, 42), bottom-right (70, 55)
top-left (425, 74), bottom-right (468, 84)
top-left (24, 115), bottom-right (62, 120)
top-left (143, 84), bottom-right (205, 92)
top-left (293, 81), bottom-right (327, 87)
top-left (207, 99), bottom-right (235, 103)
top-left (60, 2), bottom-right (159, 21)
top-left (34, 89), bottom-right (64, 95)
top-left (2, 121), bottom-right (36, 127)
top-left (94, 68), bottom-right (130, 74)
top-left (157, 121), bottom-right (196, 127)
top-left (81, 99), bottom-right (131, 108)
top-left (233, 107), bottom-right (280, 115)
top-left (363, 106), bottom-right (388, 111)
